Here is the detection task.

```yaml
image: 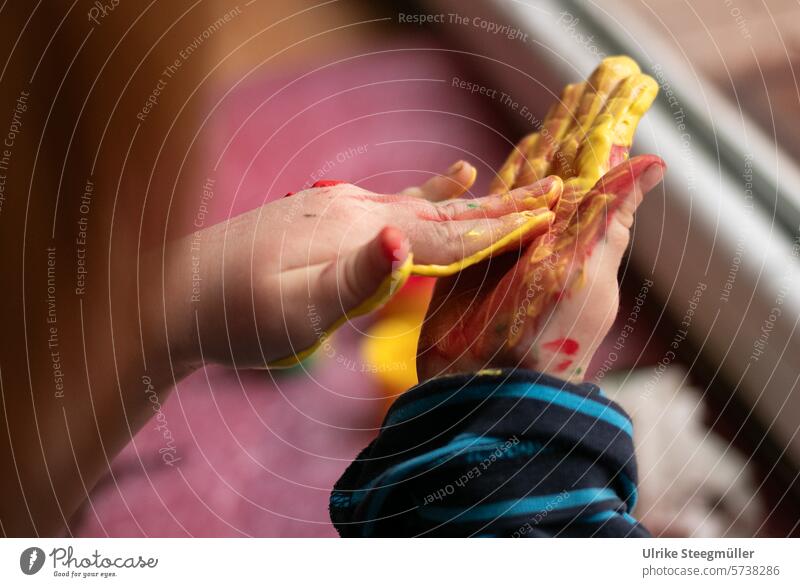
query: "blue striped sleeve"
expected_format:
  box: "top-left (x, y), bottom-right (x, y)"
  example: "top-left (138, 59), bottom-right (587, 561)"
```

top-left (330, 369), bottom-right (648, 537)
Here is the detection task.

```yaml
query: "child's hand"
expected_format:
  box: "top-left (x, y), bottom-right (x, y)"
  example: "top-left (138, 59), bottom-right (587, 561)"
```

top-left (156, 163), bottom-right (554, 369)
top-left (417, 156), bottom-right (664, 381)
top-left (417, 56), bottom-right (664, 382)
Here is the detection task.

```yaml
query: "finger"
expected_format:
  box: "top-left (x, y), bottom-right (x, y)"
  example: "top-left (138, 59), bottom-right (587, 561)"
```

top-left (577, 56), bottom-right (642, 131)
top-left (485, 230), bottom-right (563, 349)
top-left (488, 81), bottom-right (585, 194)
top-left (400, 160), bottom-right (477, 201)
top-left (568, 158), bottom-right (665, 346)
top-left (603, 72), bottom-right (659, 155)
top-left (602, 157), bottom-right (666, 251)
top-left (434, 176), bottom-right (562, 220)
top-left (409, 209), bottom-right (554, 276)
top-left (312, 225), bottom-right (411, 316)
top-left (549, 56), bottom-right (641, 179)
top-left (274, 227), bottom-right (413, 367)
top-left (493, 56), bottom-right (641, 194)
top-left (537, 156), bottom-right (664, 331)
top-left (514, 81), bottom-right (586, 187)
top-left (489, 132), bottom-right (538, 195)
top-left (566, 155), bottom-right (666, 257)
top-left (572, 73), bottom-right (659, 189)
top-left (551, 73), bottom-right (660, 227)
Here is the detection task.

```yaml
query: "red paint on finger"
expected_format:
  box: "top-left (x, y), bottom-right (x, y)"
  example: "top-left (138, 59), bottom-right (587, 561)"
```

top-left (593, 155), bottom-right (665, 197)
top-left (378, 226), bottom-right (409, 263)
top-left (555, 359), bottom-right (573, 372)
top-left (283, 191), bottom-right (296, 198)
top-left (608, 144), bottom-right (629, 168)
top-left (542, 337), bottom-right (579, 355)
top-left (312, 180), bottom-right (346, 188)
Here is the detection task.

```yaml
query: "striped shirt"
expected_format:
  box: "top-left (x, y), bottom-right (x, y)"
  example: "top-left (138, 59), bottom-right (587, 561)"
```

top-left (330, 369), bottom-right (648, 537)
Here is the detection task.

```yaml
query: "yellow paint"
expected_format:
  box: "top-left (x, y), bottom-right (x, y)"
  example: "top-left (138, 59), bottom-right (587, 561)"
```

top-left (268, 254), bottom-right (414, 368)
top-left (273, 56), bottom-right (659, 369)
top-left (491, 56), bottom-right (657, 200)
top-left (609, 74), bottom-right (659, 146)
top-left (361, 316), bottom-right (421, 396)
top-left (410, 209), bottom-right (555, 277)
top-left (570, 73), bottom-right (658, 189)
top-left (270, 197), bottom-right (556, 367)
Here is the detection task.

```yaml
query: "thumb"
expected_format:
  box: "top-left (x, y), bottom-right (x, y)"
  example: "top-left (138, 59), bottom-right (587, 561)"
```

top-left (308, 226), bottom-right (411, 333)
top-left (553, 156), bottom-right (664, 367)
top-left (610, 156), bottom-right (666, 231)
top-left (400, 160), bottom-right (477, 201)
top-left (598, 155), bottom-right (666, 258)
top-left (274, 227), bottom-right (411, 367)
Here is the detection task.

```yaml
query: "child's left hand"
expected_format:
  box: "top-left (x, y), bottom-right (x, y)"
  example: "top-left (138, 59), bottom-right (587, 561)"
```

top-left (153, 163), bottom-right (554, 369)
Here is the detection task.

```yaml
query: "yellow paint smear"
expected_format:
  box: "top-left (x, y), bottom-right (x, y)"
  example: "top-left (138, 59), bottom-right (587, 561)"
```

top-left (268, 254), bottom-right (414, 368)
top-left (410, 210), bottom-right (555, 277)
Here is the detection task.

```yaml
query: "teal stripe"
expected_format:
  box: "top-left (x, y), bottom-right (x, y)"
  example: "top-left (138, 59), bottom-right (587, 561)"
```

top-left (583, 510), bottom-right (617, 523)
top-left (623, 512), bottom-right (639, 525)
top-left (460, 439), bottom-right (548, 464)
top-left (419, 487), bottom-right (619, 523)
top-left (388, 383), bottom-right (632, 437)
top-left (582, 510), bottom-right (639, 526)
top-left (361, 434), bottom-right (502, 535)
top-left (336, 435), bottom-right (506, 515)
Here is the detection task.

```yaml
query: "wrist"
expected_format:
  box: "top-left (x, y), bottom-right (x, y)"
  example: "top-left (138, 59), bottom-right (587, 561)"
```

top-left (141, 237), bottom-right (203, 377)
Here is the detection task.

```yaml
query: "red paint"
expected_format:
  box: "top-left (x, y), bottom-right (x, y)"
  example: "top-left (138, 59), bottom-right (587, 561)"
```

top-left (379, 226), bottom-right (408, 263)
top-left (555, 359), bottom-right (573, 372)
top-left (312, 180), bottom-right (345, 188)
top-left (283, 191), bottom-right (295, 198)
top-left (542, 337), bottom-right (579, 355)
top-left (608, 144), bottom-right (629, 168)
top-left (593, 155), bottom-right (665, 201)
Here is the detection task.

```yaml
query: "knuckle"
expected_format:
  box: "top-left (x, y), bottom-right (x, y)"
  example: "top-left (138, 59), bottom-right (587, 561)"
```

top-left (606, 220), bottom-right (631, 251)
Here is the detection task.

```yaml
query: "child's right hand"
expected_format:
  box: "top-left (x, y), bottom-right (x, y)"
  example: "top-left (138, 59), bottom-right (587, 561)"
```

top-left (417, 56), bottom-right (664, 382)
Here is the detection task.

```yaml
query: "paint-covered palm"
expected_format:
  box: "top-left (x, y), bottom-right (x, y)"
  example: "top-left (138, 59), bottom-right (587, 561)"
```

top-left (417, 57), bottom-right (665, 382)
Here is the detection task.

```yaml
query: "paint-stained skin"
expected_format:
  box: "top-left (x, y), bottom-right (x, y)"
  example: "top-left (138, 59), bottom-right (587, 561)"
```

top-left (291, 177), bottom-right (558, 277)
top-left (418, 56), bottom-right (661, 374)
top-left (276, 57), bottom-right (660, 372)
top-left (268, 173), bottom-right (554, 367)
top-left (555, 359), bottom-right (573, 372)
top-left (542, 338), bottom-right (580, 355)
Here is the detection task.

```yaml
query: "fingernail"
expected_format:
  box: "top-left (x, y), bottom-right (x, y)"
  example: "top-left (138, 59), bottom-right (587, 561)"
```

top-left (640, 163), bottom-right (665, 192)
top-left (312, 180), bottom-right (346, 188)
top-left (527, 176), bottom-right (561, 195)
top-left (447, 160), bottom-right (465, 175)
top-left (513, 210), bottom-right (540, 224)
top-left (522, 179), bottom-right (549, 196)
